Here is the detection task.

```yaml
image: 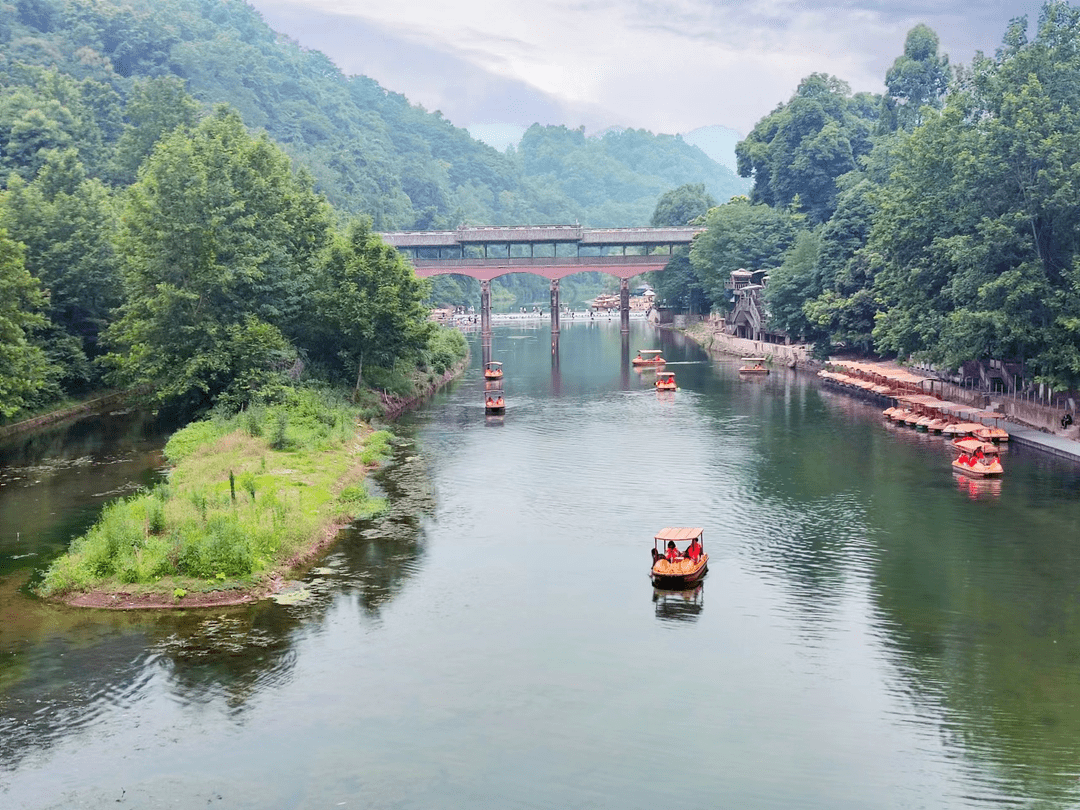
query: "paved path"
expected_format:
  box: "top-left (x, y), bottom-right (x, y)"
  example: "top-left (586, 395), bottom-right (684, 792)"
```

top-left (1000, 422), bottom-right (1080, 463)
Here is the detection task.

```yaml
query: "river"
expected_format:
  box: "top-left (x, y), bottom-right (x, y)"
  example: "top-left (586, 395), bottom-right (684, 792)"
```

top-left (2, 320), bottom-right (1080, 809)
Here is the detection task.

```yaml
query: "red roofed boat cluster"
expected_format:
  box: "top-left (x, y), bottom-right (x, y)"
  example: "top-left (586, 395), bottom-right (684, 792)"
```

top-left (818, 359), bottom-right (1010, 478)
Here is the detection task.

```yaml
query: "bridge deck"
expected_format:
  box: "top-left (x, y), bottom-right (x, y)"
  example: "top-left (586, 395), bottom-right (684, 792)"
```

top-left (380, 225), bottom-right (702, 249)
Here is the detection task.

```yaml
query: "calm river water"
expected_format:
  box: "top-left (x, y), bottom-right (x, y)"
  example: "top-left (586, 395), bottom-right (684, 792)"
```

top-left (3, 321), bottom-right (1080, 809)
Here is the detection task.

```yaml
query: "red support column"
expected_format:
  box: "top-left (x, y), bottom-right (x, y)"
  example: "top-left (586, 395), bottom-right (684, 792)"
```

top-left (550, 279), bottom-right (560, 335)
top-left (481, 280), bottom-right (491, 337)
top-left (620, 278), bottom-right (630, 333)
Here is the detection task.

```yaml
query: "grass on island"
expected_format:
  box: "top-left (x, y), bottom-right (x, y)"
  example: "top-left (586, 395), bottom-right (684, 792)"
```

top-left (37, 387), bottom-right (393, 600)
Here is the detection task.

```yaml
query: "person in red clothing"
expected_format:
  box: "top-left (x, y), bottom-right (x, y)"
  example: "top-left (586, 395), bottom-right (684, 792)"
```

top-left (685, 538), bottom-right (702, 562)
top-left (664, 540), bottom-right (681, 562)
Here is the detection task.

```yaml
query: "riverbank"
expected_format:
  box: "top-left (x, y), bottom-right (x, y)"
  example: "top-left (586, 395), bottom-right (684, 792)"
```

top-left (680, 321), bottom-right (818, 368)
top-left (39, 357), bottom-right (469, 610)
top-left (0, 389), bottom-right (142, 440)
top-left (679, 322), bottom-right (1080, 465)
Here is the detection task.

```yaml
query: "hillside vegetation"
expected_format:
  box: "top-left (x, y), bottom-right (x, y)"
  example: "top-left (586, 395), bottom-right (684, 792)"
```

top-left (0, 0), bottom-right (745, 230)
top-left (669, 6), bottom-right (1080, 393)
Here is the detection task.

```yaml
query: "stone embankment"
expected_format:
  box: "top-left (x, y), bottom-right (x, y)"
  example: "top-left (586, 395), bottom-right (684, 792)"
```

top-left (678, 322), bottom-right (1080, 463)
top-left (681, 321), bottom-right (818, 369)
top-left (0, 389), bottom-right (138, 439)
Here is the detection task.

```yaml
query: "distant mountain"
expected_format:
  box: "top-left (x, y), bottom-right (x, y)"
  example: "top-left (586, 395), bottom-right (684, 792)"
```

top-left (0, 0), bottom-right (746, 228)
top-left (681, 126), bottom-right (744, 175)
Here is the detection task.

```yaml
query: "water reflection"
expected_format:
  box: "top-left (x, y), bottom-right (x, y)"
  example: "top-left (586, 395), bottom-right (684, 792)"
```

top-left (953, 473), bottom-right (1003, 500)
top-left (652, 583), bottom-right (704, 623)
top-left (0, 440), bottom-right (429, 777)
top-left (5, 324), bottom-right (1080, 809)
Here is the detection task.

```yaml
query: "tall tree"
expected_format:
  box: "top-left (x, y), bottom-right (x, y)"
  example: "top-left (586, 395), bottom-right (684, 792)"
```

top-left (689, 197), bottom-right (801, 311)
top-left (647, 183), bottom-right (715, 312)
top-left (735, 74), bottom-right (878, 223)
top-left (0, 229), bottom-right (56, 417)
top-left (882, 24), bottom-right (951, 131)
top-left (870, 2), bottom-right (1080, 387)
top-left (101, 106), bottom-right (332, 408)
top-left (305, 220), bottom-right (434, 397)
top-left (0, 149), bottom-right (121, 372)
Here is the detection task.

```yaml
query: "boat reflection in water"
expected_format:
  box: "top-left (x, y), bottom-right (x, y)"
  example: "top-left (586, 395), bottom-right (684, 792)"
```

top-left (484, 414), bottom-right (505, 427)
top-left (652, 583), bottom-right (704, 623)
top-left (954, 473), bottom-right (1003, 500)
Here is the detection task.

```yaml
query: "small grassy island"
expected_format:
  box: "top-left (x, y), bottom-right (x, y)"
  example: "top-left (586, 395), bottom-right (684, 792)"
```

top-left (37, 389), bottom-right (404, 608)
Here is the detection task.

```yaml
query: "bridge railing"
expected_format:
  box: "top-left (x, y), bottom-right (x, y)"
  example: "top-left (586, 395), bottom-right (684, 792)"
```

top-left (410, 255), bottom-right (673, 268)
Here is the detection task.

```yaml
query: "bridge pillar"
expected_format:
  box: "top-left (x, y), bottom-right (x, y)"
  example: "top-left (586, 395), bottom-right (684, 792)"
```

top-left (480, 280), bottom-right (491, 338)
top-left (620, 278), bottom-right (630, 333)
top-left (620, 331), bottom-right (630, 390)
top-left (551, 334), bottom-right (561, 397)
top-left (550, 279), bottom-right (560, 335)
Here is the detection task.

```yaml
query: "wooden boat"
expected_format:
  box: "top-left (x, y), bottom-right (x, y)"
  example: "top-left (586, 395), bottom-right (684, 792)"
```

top-left (738, 357), bottom-right (769, 374)
top-left (632, 349), bottom-right (665, 367)
top-left (950, 438), bottom-right (1003, 477)
top-left (654, 371), bottom-right (677, 391)
top-left (483, 361), bottom-right (503, 380)
top-left (972, 425), bottom-right (1009, 443)
top-left (650, 527), bottom-right (708, 589)
top-left (484, 393), bottom-right (505, 414)
top-left (951, 437), bottom-right (999, 457)
top-left (941, 421), bottom-right (984, 439)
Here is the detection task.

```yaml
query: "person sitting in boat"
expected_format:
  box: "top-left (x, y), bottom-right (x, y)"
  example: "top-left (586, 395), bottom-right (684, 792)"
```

top-left (969, 448), bottom-right (983, 466)
top-left (685, 538), bottom-right (702, 562)
top-left (486, 397), bottom-right (495, 407)
top-left (957, 452), bottom-right (970, 466)
top-left (664, 540), bottom-right (681, 562)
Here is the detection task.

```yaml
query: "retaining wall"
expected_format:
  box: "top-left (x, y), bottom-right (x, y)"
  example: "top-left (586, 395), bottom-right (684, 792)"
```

top-left (682, 323), bottom-right (816, 368)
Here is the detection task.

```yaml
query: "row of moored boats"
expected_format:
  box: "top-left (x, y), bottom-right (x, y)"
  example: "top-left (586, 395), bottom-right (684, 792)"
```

top-left (820, 361), bottom-right (1010, 479)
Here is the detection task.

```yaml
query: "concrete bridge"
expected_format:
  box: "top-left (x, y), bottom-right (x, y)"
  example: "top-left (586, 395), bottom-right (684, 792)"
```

top-left (379, 225), bottom-right (702, 334)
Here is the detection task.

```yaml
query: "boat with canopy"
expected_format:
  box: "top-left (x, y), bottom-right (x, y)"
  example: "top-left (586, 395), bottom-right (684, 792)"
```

top-left (632, 349), bottom-right (666, 367)
top-left (650, 527), bottom-right (708, 589)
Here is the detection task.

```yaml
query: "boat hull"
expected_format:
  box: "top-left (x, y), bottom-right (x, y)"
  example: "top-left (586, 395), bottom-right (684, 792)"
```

top-left (650, 555), bottom-right (708, 589)
top-left (951, 459), bottom-right (1003, 478)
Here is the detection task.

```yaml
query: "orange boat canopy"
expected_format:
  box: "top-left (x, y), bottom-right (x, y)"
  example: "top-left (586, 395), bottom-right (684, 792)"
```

top-left (654, 527), bottom-right (704, 542)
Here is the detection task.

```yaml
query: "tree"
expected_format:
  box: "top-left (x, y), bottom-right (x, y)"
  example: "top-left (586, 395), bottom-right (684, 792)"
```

top-left (111, 76), bottom-right (199, 183)
top-left (0, 229), bottom-right (56, 417)
top-left (869, 3), bottom-right (1080, 386)
top-left (689, 197), bottom-right (801, 310)
top-left (650, 183), bottom-right (716, 227)
top-left (101, 106), bottom-right (333, 408)
top-left (0, 149), bottom-right (121, 374)
top-left (648, 184), bottom-right (716, 313)
top-left (305, 220), bottom-right (434, 397)
top-left (765, 229), bottom-right (822, 341)
top-left (735, 74), bottom-right (877, 223)
top-left (883, 25), bottom-right (951, 131)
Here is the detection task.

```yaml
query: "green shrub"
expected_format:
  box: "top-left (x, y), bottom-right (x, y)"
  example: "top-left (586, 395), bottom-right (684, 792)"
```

top-left (360, 430), bottom-right (393, 465)
top-left (164, 420), bottom-right (227, 464)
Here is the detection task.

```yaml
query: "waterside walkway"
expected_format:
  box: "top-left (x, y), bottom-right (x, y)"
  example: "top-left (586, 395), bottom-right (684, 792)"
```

top-left (1005, 424), bottom-right (1080, 464)
top-left (822, 359), bottom-right (1080, 466)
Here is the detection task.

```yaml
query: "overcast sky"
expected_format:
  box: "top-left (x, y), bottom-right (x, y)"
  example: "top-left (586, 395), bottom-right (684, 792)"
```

top-left (248, 0), bottom-right (1045, 147)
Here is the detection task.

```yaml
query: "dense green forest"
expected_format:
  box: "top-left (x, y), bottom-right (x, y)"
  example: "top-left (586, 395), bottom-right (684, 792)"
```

top-left (0, 0), bottom-right (750, 420)
top-left (0, 0), bottom-right (750, 419)
top-left (666, 4), bottom-right (1080, 392)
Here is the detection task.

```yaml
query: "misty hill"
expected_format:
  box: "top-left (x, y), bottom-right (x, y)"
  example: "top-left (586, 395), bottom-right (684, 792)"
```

top-left (0, 0), bottom-right (747, 228)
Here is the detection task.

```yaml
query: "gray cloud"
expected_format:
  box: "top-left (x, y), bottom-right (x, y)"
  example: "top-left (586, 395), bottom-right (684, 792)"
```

top-left (250, 0), bottom-right (1048, 138)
